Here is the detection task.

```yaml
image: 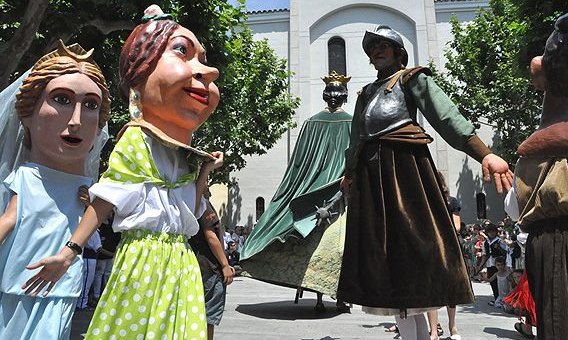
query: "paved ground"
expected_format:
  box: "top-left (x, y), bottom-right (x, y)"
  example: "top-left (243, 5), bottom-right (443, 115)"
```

top-left (71, 278), bottom-right (531, 339)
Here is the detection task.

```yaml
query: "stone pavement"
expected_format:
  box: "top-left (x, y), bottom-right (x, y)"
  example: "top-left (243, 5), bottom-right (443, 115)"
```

top-left (71, 277), bottom-right (531, 339)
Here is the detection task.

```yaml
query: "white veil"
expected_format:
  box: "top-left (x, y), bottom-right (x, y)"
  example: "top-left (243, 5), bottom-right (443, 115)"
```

top-left (0, 69), bottom-right (109, 210)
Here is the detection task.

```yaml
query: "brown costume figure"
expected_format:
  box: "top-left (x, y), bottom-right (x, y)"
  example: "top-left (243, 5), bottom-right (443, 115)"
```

top-left (338, 25), bottom-right (512, 339)
top-left (512, 12), bottom-right (568, 340)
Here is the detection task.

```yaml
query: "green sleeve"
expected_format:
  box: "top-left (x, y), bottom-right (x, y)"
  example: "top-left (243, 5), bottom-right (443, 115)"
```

top-left (344, 88), bottom-right (366, 179)
top-left (407, 73), bottom-right (491, 162)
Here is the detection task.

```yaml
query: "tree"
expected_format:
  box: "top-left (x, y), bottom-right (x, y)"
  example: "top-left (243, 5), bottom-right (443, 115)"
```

top-left (0, 0), bottom-right (298, 183)
top-left (431, 0), bottom-right (568, 165)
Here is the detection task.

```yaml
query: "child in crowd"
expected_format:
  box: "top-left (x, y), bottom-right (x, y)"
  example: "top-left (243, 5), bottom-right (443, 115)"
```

top-left (482, 222), bottom-right (508, 304)
top-left (485, 256), bottom-right (512, 308)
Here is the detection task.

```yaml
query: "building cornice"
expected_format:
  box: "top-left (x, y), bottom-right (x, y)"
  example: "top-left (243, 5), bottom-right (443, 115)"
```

top-left (247, 9), bottom-right (290, 25)
top-left (435, 0), bottom-right (489, 13)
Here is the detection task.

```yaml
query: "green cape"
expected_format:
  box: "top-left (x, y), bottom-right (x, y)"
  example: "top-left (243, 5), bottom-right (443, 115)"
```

top-left (240, 109), bottom-right (352, 260)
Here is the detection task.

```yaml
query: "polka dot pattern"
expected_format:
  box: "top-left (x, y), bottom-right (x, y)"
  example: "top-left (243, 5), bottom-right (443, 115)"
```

top-left (100, 127), bottom-right (197, 189)
top-left (86, 229), bottom-right (206, 339)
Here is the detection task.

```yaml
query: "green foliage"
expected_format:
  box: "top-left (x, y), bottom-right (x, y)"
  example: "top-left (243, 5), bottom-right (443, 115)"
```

top-left (194, 30), bottom-right (298, 182)
top-left (430, 0), bottom-right (559, 165)
top-left (1, 0), bottom-right (298, 183)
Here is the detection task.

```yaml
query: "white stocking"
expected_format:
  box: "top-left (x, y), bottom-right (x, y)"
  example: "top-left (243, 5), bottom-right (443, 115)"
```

top-left (395, 313), bottom-right (430, 340)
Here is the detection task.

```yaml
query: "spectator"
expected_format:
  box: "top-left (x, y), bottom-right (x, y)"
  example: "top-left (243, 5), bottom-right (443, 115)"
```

top-left (484, 256), bottom-right (512, 308)
top-left (189, 200), bottom-right (234, 340)
top-left (482, 221), bottom-right (508, 304)
top-left (92, 214), bottom-right (121, 305)
top-left (225, 241), bottom-right (242, 275)
top-left (232, 226), bottom-right (245, 252)
top-left (76, 232), bottom-right (102, 310)
top-left (223, 227), bottom-right (233, 250)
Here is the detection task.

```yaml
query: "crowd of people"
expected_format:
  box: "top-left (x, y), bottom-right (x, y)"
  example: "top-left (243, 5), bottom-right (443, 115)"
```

top-left (0, 2), bottom-right (565, 339)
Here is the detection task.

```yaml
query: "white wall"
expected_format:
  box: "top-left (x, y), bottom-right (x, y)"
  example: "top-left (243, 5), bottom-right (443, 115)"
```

top-left (230, 0), bottom-right (503, 227)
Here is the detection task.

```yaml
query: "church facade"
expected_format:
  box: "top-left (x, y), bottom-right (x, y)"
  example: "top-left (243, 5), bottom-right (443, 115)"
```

top-left (215, 0), bottom-right (505, 227)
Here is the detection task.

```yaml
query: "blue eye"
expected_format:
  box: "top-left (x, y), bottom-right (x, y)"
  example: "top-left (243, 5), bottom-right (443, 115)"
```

top-left (173, 44), bottom-right (187, 55)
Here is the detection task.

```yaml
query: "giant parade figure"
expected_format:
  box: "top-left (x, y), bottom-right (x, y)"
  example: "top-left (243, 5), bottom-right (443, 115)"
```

top-left (507, 13), bottom-right (568, 340)
top-left (14, 5), bottom-right (224, 339)
top-left (241, 71), bottom-right (352, 312)
top-left (0, 41), bottom-right (110, 339)
top-left (337, 25), bottom-right (513, 339)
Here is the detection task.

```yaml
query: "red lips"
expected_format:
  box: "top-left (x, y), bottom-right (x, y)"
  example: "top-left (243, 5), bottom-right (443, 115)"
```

top-left (184, 87), bottom-right (209, 105)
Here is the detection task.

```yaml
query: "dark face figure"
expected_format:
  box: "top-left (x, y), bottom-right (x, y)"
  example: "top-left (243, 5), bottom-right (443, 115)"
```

top-left (366, 38), bottom-right (404, 78)
top-left (322, 81), bottom-right (347, 111)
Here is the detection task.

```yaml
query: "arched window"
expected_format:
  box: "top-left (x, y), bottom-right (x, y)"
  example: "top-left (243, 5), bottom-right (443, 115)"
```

top-left (255, 197), bottom-right (265, 221)
top-left (328, 36), bottom-right (346, 75)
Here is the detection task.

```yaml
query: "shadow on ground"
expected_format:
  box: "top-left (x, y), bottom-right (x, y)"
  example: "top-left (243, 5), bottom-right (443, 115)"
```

top-left (483, 326), bottom-right (527, 339)
top-left (236, 299), bottom-right (343, 320)
top-left (461, 291), bottom-right (521, 318)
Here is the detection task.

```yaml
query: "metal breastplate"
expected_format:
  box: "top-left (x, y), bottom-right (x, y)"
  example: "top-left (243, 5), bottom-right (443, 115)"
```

top-left (360, 76), bottom-right (417, 140)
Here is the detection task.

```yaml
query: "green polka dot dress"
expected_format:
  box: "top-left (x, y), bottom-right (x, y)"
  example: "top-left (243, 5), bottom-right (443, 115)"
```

top-left (87, 230), bottom-right (206, 339)
top-left (86, 127), bottom-right (206, 339)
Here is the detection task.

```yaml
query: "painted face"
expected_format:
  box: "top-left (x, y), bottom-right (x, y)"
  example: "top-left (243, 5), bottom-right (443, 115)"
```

top-left (139, 26), bottom-right (220, 141)
top-left (23, 73), bottom-right (101, 173)
top-left (322, 82), bottom-right (347, 110)
top-left (368, 39), bottom-right (397, 72)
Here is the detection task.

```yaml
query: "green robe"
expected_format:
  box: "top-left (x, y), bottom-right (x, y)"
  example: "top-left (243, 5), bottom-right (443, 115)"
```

top-left (240, 109), bottom-right (352, 296)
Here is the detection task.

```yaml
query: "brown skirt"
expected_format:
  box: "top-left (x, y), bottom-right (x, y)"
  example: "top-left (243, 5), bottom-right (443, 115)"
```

top-left (525, 218), bottom-right (568, 340)
top-left (337, 139), bottom-right (474, 309)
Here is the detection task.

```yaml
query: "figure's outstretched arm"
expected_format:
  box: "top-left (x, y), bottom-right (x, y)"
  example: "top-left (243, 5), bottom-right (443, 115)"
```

top-left (408, 73), bottom-right (512, 193)
top-left (0, 194), bottom-right (17, 244)
top-left (22, 197), bottom-right (114, 297)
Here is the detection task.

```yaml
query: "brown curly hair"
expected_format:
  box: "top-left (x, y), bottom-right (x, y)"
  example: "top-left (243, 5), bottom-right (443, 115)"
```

top-left (119, 19), bottom-right (179, 99)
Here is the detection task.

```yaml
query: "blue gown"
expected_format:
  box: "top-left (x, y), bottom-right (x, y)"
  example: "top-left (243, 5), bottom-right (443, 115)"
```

top-left (0, 163), bottom-right (91, 340)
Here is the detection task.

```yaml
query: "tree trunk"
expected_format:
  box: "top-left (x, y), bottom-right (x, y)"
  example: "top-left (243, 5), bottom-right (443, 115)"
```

top-left (0, 0), bottom-right (49, 91)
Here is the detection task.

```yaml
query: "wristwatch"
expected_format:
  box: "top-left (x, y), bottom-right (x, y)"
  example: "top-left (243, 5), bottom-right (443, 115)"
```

top-left (65, 241), bottom-right (83, 255)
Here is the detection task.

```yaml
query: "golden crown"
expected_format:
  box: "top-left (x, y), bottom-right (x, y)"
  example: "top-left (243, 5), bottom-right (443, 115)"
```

top-left (33, 39), bottom-right (95, 70)
top-left (321, 70), bottom-right (351, 85)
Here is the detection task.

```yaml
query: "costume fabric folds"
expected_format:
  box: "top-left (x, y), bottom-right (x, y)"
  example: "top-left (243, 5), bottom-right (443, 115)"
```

top-left (0, 164), bottom-right (91, 340)
top-left (337, 127), bottom-right (474, 311)
top-left (514, 124), bottom-right (568, 339)
top-left (504, 272), bottom-right (537, 325)
top-left (240, 110), bottom-right (352, 297)
top-left (85, 126), bottom-right (207, 339)
top-left (338, 70), bottom-right (480, 314)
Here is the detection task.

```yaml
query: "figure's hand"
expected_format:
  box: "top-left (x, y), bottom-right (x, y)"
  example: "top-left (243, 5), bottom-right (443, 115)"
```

top-left (77, 185), bottom-right (90, 207)
top-left (203, 151), bottom-right (224, 173)
top-left (221, 265), bottom-right (235, 285)
top-left (482, 154), bottom-right (513, 194)
top-left (339, 176), bottom-right (352, 198)
top-left (22, 248), bottom-right (76, 297)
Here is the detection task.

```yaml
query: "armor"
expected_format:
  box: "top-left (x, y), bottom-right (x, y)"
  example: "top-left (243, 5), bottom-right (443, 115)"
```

top-left (359, 73), bottom-right (417, 140)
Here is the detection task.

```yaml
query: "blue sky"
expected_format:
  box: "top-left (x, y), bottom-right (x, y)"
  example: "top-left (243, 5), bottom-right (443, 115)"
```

top-left (228, 0), bottom-right (289, 11)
